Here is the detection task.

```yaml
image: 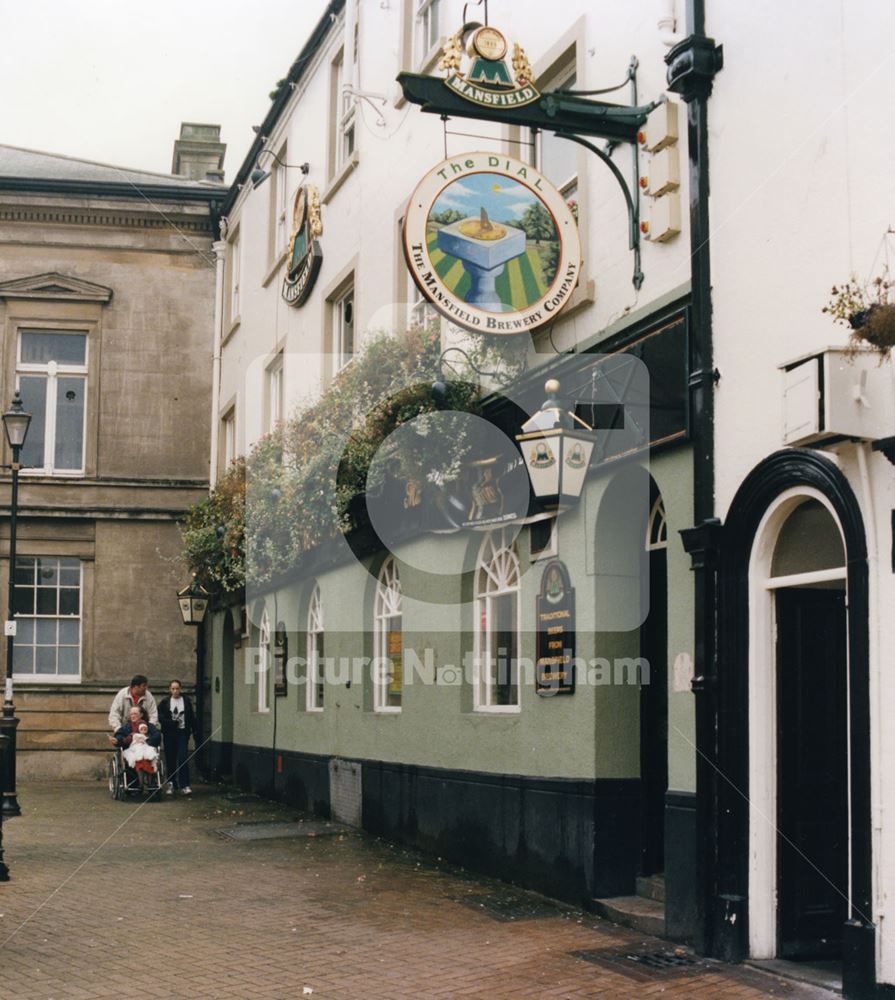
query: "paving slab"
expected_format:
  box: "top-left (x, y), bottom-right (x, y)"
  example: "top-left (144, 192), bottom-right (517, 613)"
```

top-left (0, 781), bottom-right (841, 1000)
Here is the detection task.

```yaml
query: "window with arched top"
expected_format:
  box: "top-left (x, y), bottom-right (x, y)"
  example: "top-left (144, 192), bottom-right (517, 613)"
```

top-left (474, 529), bottom-right (521, 712)
top-left (257, 609), bottom-right (271, 713)
top-left (307, 585), bottom-right (324, 712)
top-left (374, 557), bottom-right (403, 712)
top-left (646, 495), bottom-right (668, 551)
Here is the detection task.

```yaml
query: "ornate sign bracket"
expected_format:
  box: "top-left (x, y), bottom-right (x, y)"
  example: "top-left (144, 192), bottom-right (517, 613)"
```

top-left (398, 35), bottom-right (660, 289)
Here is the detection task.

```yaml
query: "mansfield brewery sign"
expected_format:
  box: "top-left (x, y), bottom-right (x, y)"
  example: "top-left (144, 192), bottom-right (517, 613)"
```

top-left (403, 152), bottom-right (581, 334)
top-left (439, 24), bottom-right (540, 108)
top-left (283, 183), bottom-right (323, 307)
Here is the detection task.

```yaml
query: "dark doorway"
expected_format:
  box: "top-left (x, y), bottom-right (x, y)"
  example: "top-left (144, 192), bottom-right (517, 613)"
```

top-left (776, 587), bottom-right (848, 960)
top-left (639, 543), bottom-right (668, 877)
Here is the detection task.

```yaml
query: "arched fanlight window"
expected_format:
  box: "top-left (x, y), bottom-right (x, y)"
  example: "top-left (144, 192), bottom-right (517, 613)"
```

top-left (474, 529), bottom-right (521, 711)
top-left (306, 585), bottom-right (324, 712)
top-left (257, 608), bottom-right (271, 713)
top-left (374, 557), bottom-right (403, 712)
top-left (646, 495), bottom-right (668, 551)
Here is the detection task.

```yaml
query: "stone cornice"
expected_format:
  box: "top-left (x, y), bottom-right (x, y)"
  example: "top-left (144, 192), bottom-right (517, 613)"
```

top-left (0, 204), bottom-right (215, 234)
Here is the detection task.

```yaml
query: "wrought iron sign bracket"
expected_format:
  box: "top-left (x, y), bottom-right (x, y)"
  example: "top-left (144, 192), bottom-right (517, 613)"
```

top-left (398, 50), bottom-right (660, 290)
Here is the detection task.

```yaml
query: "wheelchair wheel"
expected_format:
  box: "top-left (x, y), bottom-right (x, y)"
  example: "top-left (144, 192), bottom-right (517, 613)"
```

top-left (108, 754), bottom-right (124, 801)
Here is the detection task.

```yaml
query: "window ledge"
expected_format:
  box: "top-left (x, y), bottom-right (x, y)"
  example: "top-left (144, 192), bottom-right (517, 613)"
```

top-left (307, 706), bottom-right (324, 714)
top-left (222, 315), bottom-right (241, 348)
top-left (262, 250), bottom-right (289, 289)
top-left (394, 38), bottom-right (447, 108)
top-left (373, 708), bottom-right (402, 715)
top-left (14, 674), bottom-right (81, 684)
top-left (322, 150), bottom-right (359, 206)
top-left (473, 706), bottom-right (522, 716)
top-left (564, 277), bottom-right (596, 317)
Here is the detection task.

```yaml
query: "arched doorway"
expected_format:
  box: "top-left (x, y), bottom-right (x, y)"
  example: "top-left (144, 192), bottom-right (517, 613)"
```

top-left (704, 449), bottom-right (872, 989)
top-left (748, 491), bottom-right (848, 960)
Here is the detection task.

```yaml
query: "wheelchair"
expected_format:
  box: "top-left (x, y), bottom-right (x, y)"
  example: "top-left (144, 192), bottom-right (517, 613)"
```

top-left (108, 742), bottom-right (167, 801)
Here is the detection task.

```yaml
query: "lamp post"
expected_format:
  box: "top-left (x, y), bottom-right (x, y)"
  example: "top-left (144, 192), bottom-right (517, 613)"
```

top-left (177, 577), bottom-right (209, 777)
top-left (0, 391), bottom-right (30, 818)
top-left (516, 379), bottom-right (596, 510)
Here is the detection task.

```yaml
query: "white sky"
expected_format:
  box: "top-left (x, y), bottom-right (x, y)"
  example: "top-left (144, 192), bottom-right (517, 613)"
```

top-left (0, 0), bottom-right (329, 179)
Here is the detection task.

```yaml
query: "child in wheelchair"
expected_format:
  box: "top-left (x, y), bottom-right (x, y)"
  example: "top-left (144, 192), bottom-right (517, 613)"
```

top-left (114, 706), bottom-right (162, 793)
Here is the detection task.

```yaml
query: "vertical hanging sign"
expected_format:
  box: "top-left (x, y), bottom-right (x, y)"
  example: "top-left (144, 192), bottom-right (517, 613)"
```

top-left (535, 560), bottom-right (576, 695)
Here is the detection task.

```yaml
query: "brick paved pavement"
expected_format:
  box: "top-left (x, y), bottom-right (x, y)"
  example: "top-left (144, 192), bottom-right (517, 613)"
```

top-left (0, 782), bottom-right (840, 1000)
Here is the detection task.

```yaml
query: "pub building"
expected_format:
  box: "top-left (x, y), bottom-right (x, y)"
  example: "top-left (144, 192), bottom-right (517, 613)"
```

top-left (201, 2), bottom-right (895, 996)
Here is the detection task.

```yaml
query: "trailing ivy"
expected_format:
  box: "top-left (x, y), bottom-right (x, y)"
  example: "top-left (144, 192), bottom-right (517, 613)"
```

top-left (180, 325), bottom-right (523, 594)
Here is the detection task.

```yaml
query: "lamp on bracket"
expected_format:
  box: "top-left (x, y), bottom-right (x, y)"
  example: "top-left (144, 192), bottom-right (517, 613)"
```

top-left (250, 148), bottom-right (310, 189)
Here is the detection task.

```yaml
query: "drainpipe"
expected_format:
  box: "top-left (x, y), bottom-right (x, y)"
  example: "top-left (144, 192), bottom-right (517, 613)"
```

top-left (209, 239), bottom-right (227, 487)
top-left (666, 0), bottom-right (725, 961)
top-left (658, 0), bottom-right (683, 48)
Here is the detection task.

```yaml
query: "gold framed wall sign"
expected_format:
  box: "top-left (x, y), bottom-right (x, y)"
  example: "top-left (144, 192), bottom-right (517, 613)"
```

top-left (403, 152), bottom-right (581, 335)
top-left (282, 183), bottom-right (323, 307)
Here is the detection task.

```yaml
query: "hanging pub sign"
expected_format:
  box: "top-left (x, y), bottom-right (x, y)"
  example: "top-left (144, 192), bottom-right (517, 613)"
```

top-left (282, 184), bottom-right (323, 307)
top-left (403, 152), bottom-right (581, 335)
top-left (438, 24), bottom-right (539, 109)
top-left (535, 560), bottom-right (576, 696)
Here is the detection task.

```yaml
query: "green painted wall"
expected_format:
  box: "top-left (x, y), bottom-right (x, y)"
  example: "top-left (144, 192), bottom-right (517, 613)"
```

top-left (211, 447), bottom-right (695, 790)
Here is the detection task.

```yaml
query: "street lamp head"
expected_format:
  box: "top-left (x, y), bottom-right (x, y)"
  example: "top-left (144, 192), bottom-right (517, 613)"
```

top-left (2, 392), bottom-right (31, 450)
top-left (177, 576), bottom-right (210, 626)
top-left (516, 379), bottom-right (596, 510)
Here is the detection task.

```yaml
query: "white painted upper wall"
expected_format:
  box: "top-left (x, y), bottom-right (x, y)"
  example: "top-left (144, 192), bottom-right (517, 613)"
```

top-left (218, 0), bottom-right (694, 459)
top-left (709, 0), bottom-right (895, 517)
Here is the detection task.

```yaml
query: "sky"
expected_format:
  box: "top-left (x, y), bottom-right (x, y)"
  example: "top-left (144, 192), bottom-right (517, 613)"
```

top-left (433, 173), bottom-right (539, 221)
top-left (0, 0), bottom-right (329, 179)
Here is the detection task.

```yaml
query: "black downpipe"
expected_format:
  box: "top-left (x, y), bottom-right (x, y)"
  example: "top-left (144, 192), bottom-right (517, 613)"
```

top-left (666, 0), bottom-right (727, 960)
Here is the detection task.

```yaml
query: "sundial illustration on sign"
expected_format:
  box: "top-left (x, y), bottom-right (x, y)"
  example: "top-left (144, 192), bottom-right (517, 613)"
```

top-left (282, 184), bottom-right (323, 307)
top-left (439, 23), bottom-right (539, 108)
top-left (404, 152), bottom-right (581, 334)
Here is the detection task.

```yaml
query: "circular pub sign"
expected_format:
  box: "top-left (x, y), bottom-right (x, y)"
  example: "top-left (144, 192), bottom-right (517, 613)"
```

top-left (403, 152), bottom-right (581, 335)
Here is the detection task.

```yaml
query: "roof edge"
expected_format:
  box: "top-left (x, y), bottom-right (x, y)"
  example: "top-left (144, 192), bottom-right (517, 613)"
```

top-left (222, 0), bottom-right (346, 216)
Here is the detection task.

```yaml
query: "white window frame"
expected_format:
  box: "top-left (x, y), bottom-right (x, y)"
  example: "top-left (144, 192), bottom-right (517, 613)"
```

top-left (646, 495), bottom-right (668, 551)
top-left (408, 279), bottom-right (438, 330)
top-left (274, 146), bottom-right (289, 256)
top-left (12, 556), bottom-right (82, 683)
top-left (532, 62), bottom-right (578, 197)
top-left (335, 48), bottom-right (356, 171)
top-left (335, 286), bottom-right (355, 371)
top-left (474, 529), bottom-right (522, 713)
top-left (230, 232), bottom-right (241, 322)
top-left (306, 585), bottom-right (324, 712)
top-left (221, 406), bottom-right (236, 469)
top-left (17, 330), bottom-right (89, 476)
top-left (266, 355), bottom-right (284, 434)
top-left (413, 0), bottom-right (442, 68)
top-left (373, 557), bottom-right (403, 713)
top-left (257, 609), bottom-right (271, 713)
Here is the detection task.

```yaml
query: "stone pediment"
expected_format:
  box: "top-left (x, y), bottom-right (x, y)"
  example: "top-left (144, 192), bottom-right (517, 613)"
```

top-left (0, 272), bottom-right (112, 303)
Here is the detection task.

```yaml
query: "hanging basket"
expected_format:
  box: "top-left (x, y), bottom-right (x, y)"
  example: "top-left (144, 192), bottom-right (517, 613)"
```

top-left (849, 302), bottom-right (895, 353)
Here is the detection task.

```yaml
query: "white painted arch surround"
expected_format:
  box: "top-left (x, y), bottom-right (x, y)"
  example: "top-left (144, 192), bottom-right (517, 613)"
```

top-left (747, 486), bottom-right (850, 959)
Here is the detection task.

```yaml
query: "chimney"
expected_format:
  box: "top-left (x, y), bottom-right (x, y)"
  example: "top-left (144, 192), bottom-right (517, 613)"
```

top-left (172, 123), bottom-right (226, 183)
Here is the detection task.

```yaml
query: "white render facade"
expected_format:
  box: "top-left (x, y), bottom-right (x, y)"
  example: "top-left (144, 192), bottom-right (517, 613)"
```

top-left (207, 3), bottom-right (895, 995)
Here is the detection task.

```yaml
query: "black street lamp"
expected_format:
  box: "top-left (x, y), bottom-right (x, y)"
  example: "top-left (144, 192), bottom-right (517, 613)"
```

top-left (0, 391), bottom-right (30, 819)
top-left (176, 577), bottom-right (209, 777)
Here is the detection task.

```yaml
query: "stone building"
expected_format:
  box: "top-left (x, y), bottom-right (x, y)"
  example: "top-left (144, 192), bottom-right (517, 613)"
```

top-left (203, 2), bottom-right (895, 996)
top-left (0, 139), bottom-right (224, 777)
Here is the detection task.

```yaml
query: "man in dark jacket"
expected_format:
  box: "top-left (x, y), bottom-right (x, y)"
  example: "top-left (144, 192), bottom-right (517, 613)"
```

top-left (157, 679), bottom-right (198, 795)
